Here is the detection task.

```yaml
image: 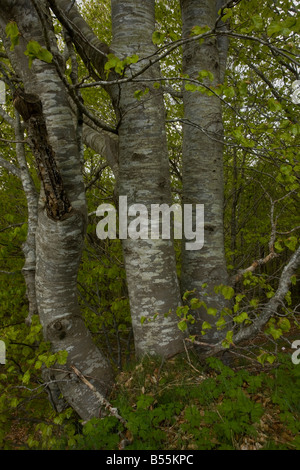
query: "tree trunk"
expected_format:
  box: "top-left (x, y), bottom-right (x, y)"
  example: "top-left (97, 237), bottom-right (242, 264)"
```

top-left (180, 0), bottom-right (230, 343)
top-left (0, 0), bottom-right (114, 420)
top-left (110, 0), bottom-right (184, 358)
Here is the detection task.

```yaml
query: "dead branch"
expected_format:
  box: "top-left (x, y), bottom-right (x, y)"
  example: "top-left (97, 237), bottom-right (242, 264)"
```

top-left (70, 364), bottom-right (127, 426)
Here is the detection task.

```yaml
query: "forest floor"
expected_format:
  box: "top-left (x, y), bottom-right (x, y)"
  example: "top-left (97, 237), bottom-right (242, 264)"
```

top-left (2, 323), bottom-right (300, 451)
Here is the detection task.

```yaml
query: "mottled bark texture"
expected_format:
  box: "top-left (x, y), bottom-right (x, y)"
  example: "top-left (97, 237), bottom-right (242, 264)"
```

top-left (0, 0), bottom-right (114, 420)
top-left (180, 0), bottom-right (230, 343)
top-left (110, 0), bottom-right (184, 358)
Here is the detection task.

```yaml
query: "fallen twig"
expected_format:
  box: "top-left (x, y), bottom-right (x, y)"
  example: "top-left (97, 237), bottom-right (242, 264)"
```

top-left (70, 364), bottom-right (127, 426)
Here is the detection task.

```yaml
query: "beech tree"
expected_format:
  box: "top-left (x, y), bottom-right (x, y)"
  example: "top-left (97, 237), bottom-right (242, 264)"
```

top-left (0, 0), bottom-right (299, 421)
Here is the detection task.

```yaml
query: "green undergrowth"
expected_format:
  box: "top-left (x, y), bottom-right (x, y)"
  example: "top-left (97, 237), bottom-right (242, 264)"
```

top-left (3, 351), bottom-right (298, 451)
top-left (84, 354), bottom-right (300, 451)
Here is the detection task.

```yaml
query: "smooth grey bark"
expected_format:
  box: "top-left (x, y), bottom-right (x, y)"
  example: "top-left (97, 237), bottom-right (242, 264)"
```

top-left (180, 0), bottom-right (230, 343)
top-left (0, 0), bottom-right (114, 420)
top-left (82, 123), bottom-right (119, 180)
top-left (49, 0), bottom-right (185, 358)
top-left (110, 0), bottom-right (184, 358)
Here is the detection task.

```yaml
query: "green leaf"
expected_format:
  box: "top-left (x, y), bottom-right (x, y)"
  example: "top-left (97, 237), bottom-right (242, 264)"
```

top-left (251, 15), bottom-right (263, 30)
top-left (24, 40), bottom-right (53, 68)
top-left (37, 48), bottom-right (53, 64)
top-left (123, 54), bottom-right (139, 66)
top-left (182, 290), bottom-right (195, 301)
top-left (216, 317), bottom-right (226, 330)
top-left (134, 88), bottom-right (149, 100)
top-left (269, 326), bottom-right (282, 340)
top-left (190, 298), bottom-right (205, 310)
top-left (233, 312), bottom-right (249, 324)
top-left (268, 98), bottom-right (282, 112)
top-left (178, 320), bottom-right (188, 332)
top-left (191, 25), bottom-right (211, 36)
top-left (202, 321), bottom-right (212, 330)
top-left (185, 82), bottom-right (198, 92)
top-left (278, 318), bottom-right (291, 332)
top-left (198, 70), bottom-right (214, 82)
top-left (291, 275), bottom-right (297, 286)
top-left (5, 22), bottom-right (20, 50)
top-left (222, 330), bottom-right (234, 348)
top-left (267, 21), bottom-right (283, 37)
top-left (274, 240), bottom-right (284, 252)
top-left (221, 286), bottom-right (235, 300)
top-left (221, 8), bottom-right (233, 22)
top-left (56, 350), bottom-right (68, 365)
top-left (266, 354), bottom-right (276, 364)
top-left (284, 236), bottom-right (297, 251)
top-left (207, 307), bottom-right (217, 316)
top-left (22, 370), bottom-right (31, 384)
top-left (152, 31), bottom-right (166, 45)
top-left (250, 298), bottom-right (259, 308)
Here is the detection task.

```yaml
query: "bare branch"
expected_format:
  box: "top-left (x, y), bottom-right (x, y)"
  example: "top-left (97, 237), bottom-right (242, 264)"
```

top-left (204, 244), bottom-right (300, 358)
top-left (70, 365), bottom-right (127, 425)
top-left (0, 154), bottom-right (21, 178)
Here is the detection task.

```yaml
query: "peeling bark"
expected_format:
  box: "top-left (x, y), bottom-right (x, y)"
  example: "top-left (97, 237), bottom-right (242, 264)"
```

top-left (13, 88), bottom-right (72, 220)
